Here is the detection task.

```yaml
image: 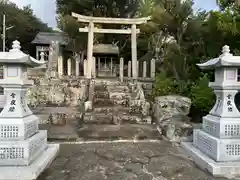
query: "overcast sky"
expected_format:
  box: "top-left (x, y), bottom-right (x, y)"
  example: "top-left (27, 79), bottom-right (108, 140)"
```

top-left (9, 0), bottom-right (219, 28)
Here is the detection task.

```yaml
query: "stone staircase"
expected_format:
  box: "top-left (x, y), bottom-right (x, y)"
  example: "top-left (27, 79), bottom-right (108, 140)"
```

top-left (78, 80), bottom-right (161, 141)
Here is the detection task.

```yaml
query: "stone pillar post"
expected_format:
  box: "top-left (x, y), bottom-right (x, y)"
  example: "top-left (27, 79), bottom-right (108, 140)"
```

top-left (84, 59), bottom-right (87, 77)
top-left (128, 60), bottom-right (131, 78)
top-left (87, 22), bottom-right (94, 79)
top-left (75, 59), bottom-right (80, 76)
top-left (47, 41), bottom-right (59, 78)
top-left (131, 24), bottom-right (137, 80)
top-left (92, 57), bottom-right (96, 78)
top-left (67, 58), bottom-right (72, 76)
top-left (151, 58), bottom-right (156, 78)
top-left (110, 57), bottom-right (113, 76)
top-left (143, 61), bottom-right (147, 78)
top-left (136, 60), bottom-right (139, 78)
top-left (120, 57), bottom-right (124, 82)
top-left (58, 56), bottom-right (63, 77)
top-left (98, 57), bottom-right (100, 76)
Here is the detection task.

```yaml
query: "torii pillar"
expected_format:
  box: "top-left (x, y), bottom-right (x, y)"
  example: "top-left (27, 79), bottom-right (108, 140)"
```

top-left (131, 24), bottom-right (137, 80)
top-left (87, 22), bottom-right (94, 79)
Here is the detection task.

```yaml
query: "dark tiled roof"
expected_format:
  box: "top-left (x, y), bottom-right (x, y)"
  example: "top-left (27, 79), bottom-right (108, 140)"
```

top-left (31, 32), bottom-right (69, 45)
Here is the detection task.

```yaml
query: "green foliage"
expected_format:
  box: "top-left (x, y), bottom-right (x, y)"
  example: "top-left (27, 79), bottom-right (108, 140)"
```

top-left (153, 72), bottom-right (179, 96)
top-left (0, 2), bottom-right (51, 55)
top-left (190, 74), bottom-right (216, 115)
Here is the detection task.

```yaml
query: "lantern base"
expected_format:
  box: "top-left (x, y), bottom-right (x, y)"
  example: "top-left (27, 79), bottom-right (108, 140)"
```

top-left (0, 143), bottom-right (59, 180)
top-left (182, 142), bottom-right (240, 178)
top-left (0, 130), bottom-right (47, 166)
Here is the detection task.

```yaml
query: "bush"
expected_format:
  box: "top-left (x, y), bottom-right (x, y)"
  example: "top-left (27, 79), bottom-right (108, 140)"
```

top-left (153, 72), bottom-right (179, 96)
top-left (190, 74), bottom-right (216, 118)
top-left (153, 71), bottom-right (215, 122)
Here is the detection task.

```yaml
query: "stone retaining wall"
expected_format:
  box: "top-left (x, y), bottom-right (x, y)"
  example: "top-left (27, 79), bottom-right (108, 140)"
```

top-left (26, 76), bottom-right (89, 107)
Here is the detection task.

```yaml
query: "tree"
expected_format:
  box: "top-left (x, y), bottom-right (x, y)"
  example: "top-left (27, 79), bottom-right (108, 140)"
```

top-left (139, 0), bottom-right (195, 83)
top-left (0, 1), bottom-right (51, 55)
top-left (217, 0), bottom-right (240, 9)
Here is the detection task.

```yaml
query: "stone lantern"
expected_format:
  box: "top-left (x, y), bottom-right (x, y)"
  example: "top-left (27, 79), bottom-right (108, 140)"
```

top-left (0, 40), bottom-right (59, 179)
top-left (182, 45), bottom-right (240, 177)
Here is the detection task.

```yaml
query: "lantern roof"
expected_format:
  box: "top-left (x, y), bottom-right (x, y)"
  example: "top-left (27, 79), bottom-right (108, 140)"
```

top-left (197, 45), bottom-right (240, 69)
top-left (0, 40), bottom-right (45, 67)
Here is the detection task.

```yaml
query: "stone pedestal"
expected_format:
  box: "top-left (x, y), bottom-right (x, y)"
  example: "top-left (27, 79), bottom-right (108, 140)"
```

top-left (0, 40), bottom-right (59, 180)
top-left (182, 45), bottom-right (240, 177)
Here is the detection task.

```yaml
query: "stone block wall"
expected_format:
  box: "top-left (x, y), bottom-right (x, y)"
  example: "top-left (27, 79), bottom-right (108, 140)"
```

top-left (26, 76), bottom-right (88, 108)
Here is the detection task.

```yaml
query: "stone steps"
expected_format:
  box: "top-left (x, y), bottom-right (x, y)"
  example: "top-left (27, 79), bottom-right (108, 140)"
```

top-left (93, 91), bottom-right (109, 99)
top-left (83, 111), bottom-right (152, 125)
top-left (94, 85), bottom-right (107, 92)
top-left (83, 112), bottom-right (113, 124)
top-left (93, 98), bottom-right (114, 106)
top-left (33, 107), bottom-right (82, 125)
top-left (77, 124), bottom-right (162, 141)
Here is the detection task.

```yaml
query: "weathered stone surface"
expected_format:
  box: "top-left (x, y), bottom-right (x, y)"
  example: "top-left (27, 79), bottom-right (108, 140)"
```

top-left (153, 95), bottom-right (191, 122)
top-left (93, 98), bottom-right (114, 106)
top-left (46, 125), bottom-right (78, 141)
top-left (116, 115), bottom-right (152, 124)
top-left (153, 95), bottom-right (192, 141)
top-left (84, 80), bottom-right (152, 125)
top-left (37, 142), bottom-right (228, 180)
top-left (109, 92), bottom-right (130, 106)
top-left (83, 112), bottom-right (113, 124)
top-left (159, 117), bottom-right (193, 142)
top-left (129, 83), bottom-right (151, 119)
top-left (77, 124), bottom-right (162, 141)
top-left (49, 113), bottom-right (67, 125)
top-left (26, 77), bottom-right (88, 107)
top-left (33, 107), bottom-right (83, 125)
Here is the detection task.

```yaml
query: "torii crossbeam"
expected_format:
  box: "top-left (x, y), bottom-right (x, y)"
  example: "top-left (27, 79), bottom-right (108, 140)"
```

top-left (72, 12), bottom-right (150, 80)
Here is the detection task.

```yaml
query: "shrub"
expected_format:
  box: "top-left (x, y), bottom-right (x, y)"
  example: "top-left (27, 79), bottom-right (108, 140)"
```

top-left (153, 72), bottom-right (179, 96)
top-left (190, 74), bottom-right (216, 117)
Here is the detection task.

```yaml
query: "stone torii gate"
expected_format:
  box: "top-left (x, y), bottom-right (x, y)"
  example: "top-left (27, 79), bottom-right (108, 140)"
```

top-left (72, 12), bottom-right (150, 80)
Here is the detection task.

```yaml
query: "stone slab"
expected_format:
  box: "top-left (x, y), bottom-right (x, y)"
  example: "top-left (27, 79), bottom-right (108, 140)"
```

top-left (37, 142), bottom-right (227, 180)
top-left (182, 142), bottom-right (240, 178)
top-left (0, 144), bottom-right (59, 180)
top-left (77, 124), bottom-right (161, 141)
top-left (47, 125), bottom-right (78, 141)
